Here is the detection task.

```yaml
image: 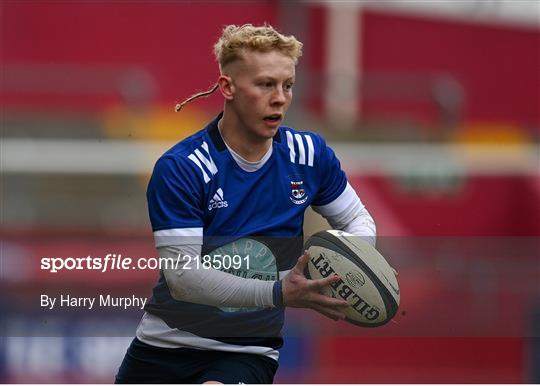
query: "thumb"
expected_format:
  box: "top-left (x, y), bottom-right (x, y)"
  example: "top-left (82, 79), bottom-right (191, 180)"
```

top-left (293, 250), bottom-right (311, 274)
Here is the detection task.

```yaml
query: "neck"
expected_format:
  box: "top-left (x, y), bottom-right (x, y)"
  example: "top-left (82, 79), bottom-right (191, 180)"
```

top-left (219, 113), bottom-right (272, 162)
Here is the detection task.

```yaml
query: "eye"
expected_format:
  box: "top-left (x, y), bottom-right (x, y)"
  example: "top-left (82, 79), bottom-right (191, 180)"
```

top-left (284, 82), bottom-right (294, 91)
top-left (258, 81), bottom-right (273, 88)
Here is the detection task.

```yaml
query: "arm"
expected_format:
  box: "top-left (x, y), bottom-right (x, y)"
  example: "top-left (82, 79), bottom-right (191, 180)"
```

top-left (161, 243), bottom-right (276, 308)
top-left (309, 133), bottom-right (376, 245)
top-left (161, 244), bottom-right (348, 319)
top-left (312, 182), bottom-right (377, 246)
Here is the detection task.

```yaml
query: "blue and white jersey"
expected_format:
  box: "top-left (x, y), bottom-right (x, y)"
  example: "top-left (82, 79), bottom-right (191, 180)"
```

top-left (139, 112), bottom-right (347, 358)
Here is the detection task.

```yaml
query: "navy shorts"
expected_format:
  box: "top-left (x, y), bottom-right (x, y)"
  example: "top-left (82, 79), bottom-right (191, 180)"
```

top-left (115, 338), bottom-right (279, 384)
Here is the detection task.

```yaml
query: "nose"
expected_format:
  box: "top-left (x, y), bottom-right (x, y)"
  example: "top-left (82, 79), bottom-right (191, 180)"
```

top-left (271, 87), bottom-right (287, 106)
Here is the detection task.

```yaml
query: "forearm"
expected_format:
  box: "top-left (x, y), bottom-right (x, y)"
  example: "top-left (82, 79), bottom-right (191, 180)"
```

top-left (160, 244), bottom-right (281, 308)
top-left (313, 182), bottom-right (377, 246)
top-left (335, 203), bottom-right (376, 246)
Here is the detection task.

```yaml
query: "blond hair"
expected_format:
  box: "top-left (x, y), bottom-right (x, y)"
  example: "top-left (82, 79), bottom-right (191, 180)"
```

top-left (214, 23), bottom-right (303, 69)
top-left (175, 24), bottom-right (303, 112)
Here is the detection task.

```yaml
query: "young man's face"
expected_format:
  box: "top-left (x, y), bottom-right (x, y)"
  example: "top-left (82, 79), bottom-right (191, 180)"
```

top-left (226, 49), bottom-right (295, 141)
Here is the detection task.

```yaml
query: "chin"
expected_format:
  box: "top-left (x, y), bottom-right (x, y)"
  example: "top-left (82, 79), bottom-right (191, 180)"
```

top-left (260, 127), bottom-right (279, 139)
top-left (262, 122), bottom-right (282, 134)
top-left (249, 125), bottom-right (278, 140)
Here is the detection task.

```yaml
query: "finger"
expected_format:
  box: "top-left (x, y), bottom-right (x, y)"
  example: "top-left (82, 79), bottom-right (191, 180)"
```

top-left (292, 250), bottom-right (310, 274)
top-left (311, 292), bottom-right (349, 307)
top-left (312, 304), bottom-right (346, 321)
top-left (311, 274), bottom-right (341, 290)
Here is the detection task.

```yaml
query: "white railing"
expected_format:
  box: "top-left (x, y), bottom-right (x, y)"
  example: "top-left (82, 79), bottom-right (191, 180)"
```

top-left (2, 138), bottom-right (538, 176)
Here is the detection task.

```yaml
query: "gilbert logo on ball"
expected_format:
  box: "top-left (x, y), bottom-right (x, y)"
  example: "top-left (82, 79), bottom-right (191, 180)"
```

top-left (305, 230), bottom-right (400, 327)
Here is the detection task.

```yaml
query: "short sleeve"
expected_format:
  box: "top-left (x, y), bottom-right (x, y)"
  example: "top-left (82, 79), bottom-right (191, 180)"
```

top-left (146, 156), bottom-right (205, 247)
top-left (311, 135), bottom-right (348, 206)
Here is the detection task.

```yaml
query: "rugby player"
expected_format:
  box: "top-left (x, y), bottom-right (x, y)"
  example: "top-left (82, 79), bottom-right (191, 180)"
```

top-left (115, 24), bottom-right (376, 384)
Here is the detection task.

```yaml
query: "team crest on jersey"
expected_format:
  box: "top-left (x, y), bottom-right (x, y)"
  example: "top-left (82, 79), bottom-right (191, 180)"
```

top-left (290, 178), bottom-right (308, 205)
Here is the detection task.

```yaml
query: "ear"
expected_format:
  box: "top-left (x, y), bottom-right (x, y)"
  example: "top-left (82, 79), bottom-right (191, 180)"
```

top-left (218, 75), bottom-right (235, 101)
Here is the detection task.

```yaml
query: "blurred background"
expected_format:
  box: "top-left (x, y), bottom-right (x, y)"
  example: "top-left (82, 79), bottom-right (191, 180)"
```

top-left (1, 0), bottom-right (539, 383)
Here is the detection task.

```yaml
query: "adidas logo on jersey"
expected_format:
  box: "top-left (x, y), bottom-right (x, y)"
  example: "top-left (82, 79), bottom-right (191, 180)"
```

top-left (208, 188), bottom-right (228, 211)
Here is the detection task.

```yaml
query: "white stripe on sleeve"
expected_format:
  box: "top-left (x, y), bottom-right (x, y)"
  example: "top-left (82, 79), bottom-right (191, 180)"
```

top-left (153, 227), bottom-right (203, 248)
top-left (294, 133), bottom-right (306, 165)
top-left (305, 135), bottom-right (314, 167)
top-left (286, 131), bottom-right (295, 163)
top-left (187, 154), bottom-right (210, 183)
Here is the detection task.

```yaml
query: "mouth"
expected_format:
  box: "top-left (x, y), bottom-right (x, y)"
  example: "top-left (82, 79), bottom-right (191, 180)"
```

top-left (263, 114), bottom-right (282, 123)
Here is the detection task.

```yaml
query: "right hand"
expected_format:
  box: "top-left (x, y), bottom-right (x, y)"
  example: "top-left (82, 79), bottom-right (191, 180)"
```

top-left (281, 250), bottom-right (349, 321)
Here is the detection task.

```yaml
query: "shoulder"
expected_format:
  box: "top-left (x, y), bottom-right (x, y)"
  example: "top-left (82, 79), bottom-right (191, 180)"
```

top-left (153, 129), bottom-right (218, 185)
top-left (277, 125), bottom-right (326, 145)
top-left (161, 129), bottom-right (210, 163)
top-left (275, 125), bottom-right (332, 168)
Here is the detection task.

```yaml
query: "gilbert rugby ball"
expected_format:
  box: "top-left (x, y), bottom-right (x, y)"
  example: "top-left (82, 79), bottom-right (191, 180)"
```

top-left (305, 230), bottom-right (400, 327)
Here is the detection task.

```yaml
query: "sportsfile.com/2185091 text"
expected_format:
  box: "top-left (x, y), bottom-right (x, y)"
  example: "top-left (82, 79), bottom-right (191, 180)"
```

top-left (40, 253), bottom-right (250, 273)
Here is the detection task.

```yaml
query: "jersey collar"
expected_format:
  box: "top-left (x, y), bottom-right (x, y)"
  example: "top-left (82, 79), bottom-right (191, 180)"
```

top-left (207, 112), bottom-right (282, 152)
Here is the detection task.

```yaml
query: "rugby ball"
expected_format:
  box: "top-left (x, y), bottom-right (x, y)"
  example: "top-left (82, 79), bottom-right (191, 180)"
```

top-left (305, 230), bottom-right (399, 327)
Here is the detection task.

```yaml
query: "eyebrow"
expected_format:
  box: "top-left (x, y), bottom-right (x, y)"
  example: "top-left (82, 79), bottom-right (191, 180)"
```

top-left (254, 76), bottom-right (295, 82)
